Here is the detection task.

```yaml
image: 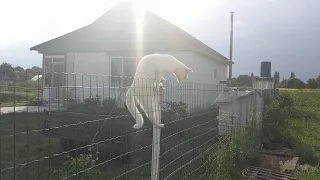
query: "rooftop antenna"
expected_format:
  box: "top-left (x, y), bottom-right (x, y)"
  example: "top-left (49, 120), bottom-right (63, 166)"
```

top-left (229, 12), bottom-right (234, 86)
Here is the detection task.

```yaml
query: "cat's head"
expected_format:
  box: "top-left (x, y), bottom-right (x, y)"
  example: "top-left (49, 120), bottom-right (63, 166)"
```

top-left (174, 66), bottom-right (193, 83)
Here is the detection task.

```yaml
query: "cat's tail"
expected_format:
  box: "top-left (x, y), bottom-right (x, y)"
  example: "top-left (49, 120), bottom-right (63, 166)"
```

top-left (126, 88), bottom-right (144, 129)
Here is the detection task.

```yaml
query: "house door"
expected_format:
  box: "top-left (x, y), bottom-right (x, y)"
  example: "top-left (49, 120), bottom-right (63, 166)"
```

top-left (43, 56), bottom-right (66, 102)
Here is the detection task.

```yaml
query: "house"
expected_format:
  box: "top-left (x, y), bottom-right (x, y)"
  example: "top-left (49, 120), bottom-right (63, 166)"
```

top-left (30, 2), bottom-right (231, 110)
top-left (0, 71), bottom-right (11, 81)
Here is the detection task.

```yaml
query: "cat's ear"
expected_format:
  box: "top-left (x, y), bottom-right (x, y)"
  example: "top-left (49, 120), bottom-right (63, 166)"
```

top-left (186, 67), bottom-right (193, 73)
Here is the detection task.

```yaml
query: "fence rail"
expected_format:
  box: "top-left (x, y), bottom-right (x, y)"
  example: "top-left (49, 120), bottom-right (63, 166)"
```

top-left (0, 72), bottom-right (275, 180)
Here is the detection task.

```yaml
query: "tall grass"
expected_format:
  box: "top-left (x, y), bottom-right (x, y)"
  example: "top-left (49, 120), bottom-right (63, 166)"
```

top-left (295, 166), bottom-right (320, 180)
top-left (262, 89), bottom-right (320, 179)
top-left (207, 117), bottom-right (262, 180)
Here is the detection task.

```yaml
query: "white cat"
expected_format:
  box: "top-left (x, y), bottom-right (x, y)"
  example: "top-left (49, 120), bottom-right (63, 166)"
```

top-left (126, 54), bottom-right (193, 129)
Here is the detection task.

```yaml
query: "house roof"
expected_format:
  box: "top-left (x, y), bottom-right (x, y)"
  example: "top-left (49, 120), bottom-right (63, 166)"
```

top-left (30, 2), bottom-right (229, 62)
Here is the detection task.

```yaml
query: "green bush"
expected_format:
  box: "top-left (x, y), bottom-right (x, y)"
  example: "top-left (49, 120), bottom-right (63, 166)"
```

top-left (207, 118), bottom-right (261, 180)
top-left (306, 78), bottom-right (318, 89)
top-left (84, 96), bottom-right (101, 110)
top-left (262, 91), bottom-right (294, 149)
top-left (264, 89), bottom-right (320, 166)
top-left (102, 97), bottom-right (116, 109)
top-left (295, 166), bottom-right (320, 180)
top-left (50, 153), bottom-right (102, 180)
top-left (285, 78), bottom-right (306, 89)
top-left (0, 91), bottom-right (35, 102)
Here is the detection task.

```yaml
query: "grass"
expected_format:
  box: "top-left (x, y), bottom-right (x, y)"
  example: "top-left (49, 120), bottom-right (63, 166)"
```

top-left (1, 80), bottom-right (39, 107)
top-left (280, 89), bottom-right (320, 165)
top-left (295, 166), bottom-right (320, 180)
top-left (0, 112), bottom-right (62, 179)
top-left (0, 104), bottom-right (221, 179)
top-left (0, 90), bottom-right (38, 107)
top-left (207, 118), bottom-right (261, 180)
top-left (275, 89), bottom-right (320, 179)
top-left (0, 101), bottom-right (31, 107)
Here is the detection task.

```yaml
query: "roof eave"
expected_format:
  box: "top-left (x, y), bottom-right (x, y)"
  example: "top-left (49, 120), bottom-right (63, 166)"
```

top-left (30, 46), bottom-right (39, 51)
top-left (196, 50), bottom-right (231, 64)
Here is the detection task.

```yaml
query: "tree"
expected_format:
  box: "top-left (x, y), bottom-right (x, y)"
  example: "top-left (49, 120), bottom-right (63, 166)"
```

top-left (274, 71), bottom-right (280, 87)
top-left (286, 78), bottom-right (305, 89)
top-left (0, 62), bottom-right (13, 70)
top-left (306, 78), bottom-right (318, 89)
top-left (236, 75), bottom-right (252, 87)
top-left (290, 72), bottom-right (295, 78)
top-left (32, 66), bottom-right (42, 72)
top-left (231, 77), bottom-right (237, 87)
top-left (0, 62), bottom-right (16, 80)
top-left (14, 66), bottom-right (24, 72)
top-left (316, 75), bottom-right (320, 88)
top-left (280, 79), bottom-right (288, 88)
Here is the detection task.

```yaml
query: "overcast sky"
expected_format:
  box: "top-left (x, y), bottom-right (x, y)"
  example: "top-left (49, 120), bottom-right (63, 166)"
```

top-left (0, 0), bottom-right (319, 81)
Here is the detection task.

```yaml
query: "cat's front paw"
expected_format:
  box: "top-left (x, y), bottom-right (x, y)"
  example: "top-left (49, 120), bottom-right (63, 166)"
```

top-left (156, 124), bottom-right (164, 129)
top-left (133, 124), bottom-right (142, 129)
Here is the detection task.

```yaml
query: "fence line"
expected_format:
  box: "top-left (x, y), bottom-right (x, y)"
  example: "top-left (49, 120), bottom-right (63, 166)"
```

top-left (0, 71), bottom-right (275, 180)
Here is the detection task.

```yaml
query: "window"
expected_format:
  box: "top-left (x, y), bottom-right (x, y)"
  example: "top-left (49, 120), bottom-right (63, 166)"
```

top-left (110, 58), bottom-right (122, 87)
top-left (123, 58), bottom-right (137, 87)
top-left (44, 56), bottom-right (65, 87)
top-left (214, 69), bottom-right (218, 79)
top-left (44, 58), bottom-right (52, 87)
top-left (110, 57), bottom-right (140, 87)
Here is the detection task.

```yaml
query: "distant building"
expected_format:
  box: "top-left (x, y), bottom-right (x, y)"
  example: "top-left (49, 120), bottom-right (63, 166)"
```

top-left (0, 71), bottom-right (11, 81)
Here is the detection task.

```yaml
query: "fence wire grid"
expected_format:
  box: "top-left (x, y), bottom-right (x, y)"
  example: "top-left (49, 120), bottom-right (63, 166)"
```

top-left (0, 70), bottom-right (274, 180)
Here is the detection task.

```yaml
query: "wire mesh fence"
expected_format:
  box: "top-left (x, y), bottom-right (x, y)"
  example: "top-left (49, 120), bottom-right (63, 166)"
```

top-left (0, 70), bottom-right (275, 180)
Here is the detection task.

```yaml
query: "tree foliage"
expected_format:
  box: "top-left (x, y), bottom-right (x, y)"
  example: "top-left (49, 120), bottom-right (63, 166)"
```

top-left (307, 79), bottom-right (318, 89)
top-left (280, 79), bottom-right (288, 88)
top-left (0, 62), bottom-right (42, 81)
top-left (274, 71), bottom-right (280, 87)
top-left (231, 75), bottom-right (253, 87)
top-left (286, 78), bottom-right (306, 89)
top-left (316, 75), bottom-right (320, 88)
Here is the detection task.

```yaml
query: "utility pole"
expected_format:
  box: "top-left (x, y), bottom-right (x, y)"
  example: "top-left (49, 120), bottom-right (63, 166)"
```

top-left (229, 12), bottom-right (234, 86)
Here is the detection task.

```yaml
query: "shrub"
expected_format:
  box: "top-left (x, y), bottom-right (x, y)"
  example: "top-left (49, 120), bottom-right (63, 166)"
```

top-left (84, 95), bottom-right (101, 110)
top-left (307, 78), bottom-right (318, 89)
top-left (262, 92), bottom-right (294, 149)
top-left (102, 98), bottom-right (116, 109)
top-left (285, 78), bottom-right (305, 89)
top-left (0, 91), bottom-right (33, 102)
top-left (295, 166), bottom-right (320, 180)
top-left (50, 153), bottom-right (102, 180)
top-left (207, 118), bottom-right (261, 180)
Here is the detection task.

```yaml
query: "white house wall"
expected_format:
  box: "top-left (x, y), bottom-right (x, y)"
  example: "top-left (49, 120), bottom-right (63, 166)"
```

top-left (65, 52), bottom-right (113, 103)
top-left (161, 51), bottom-right (228, 112)
top-left (58, 51), bottom-right (228, 110)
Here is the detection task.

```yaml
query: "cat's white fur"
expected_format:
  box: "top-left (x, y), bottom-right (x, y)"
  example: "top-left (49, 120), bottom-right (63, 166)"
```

top-left (126, 54), bottom-right (193, 129)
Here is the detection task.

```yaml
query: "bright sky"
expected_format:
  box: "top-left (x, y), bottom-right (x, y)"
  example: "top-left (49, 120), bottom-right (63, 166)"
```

top-left (0, 0), bottom-right (224, 47)
top-left (2, 0), bottom-right (317, 80)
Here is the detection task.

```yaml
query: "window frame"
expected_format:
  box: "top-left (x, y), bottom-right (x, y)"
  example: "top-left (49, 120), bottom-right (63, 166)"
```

top-left (214, 69), bottom-right (218, 79)
top-left (43, 55), bottom-right (66, 87)
top-left (109, 56), bottom-right (141, 88)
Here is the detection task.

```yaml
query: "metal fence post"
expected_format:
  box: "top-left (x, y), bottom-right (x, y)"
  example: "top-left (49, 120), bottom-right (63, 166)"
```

top-left (253, 89), bottom-right (257, 121)
top-left (231, 87), bottom-right (237, 133)
top-left (151, 85), bottom-right (162, 180)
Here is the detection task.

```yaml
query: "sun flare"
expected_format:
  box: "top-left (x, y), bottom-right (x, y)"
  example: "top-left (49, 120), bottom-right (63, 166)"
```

top-left (132, 1), bottom-right (147, 57)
